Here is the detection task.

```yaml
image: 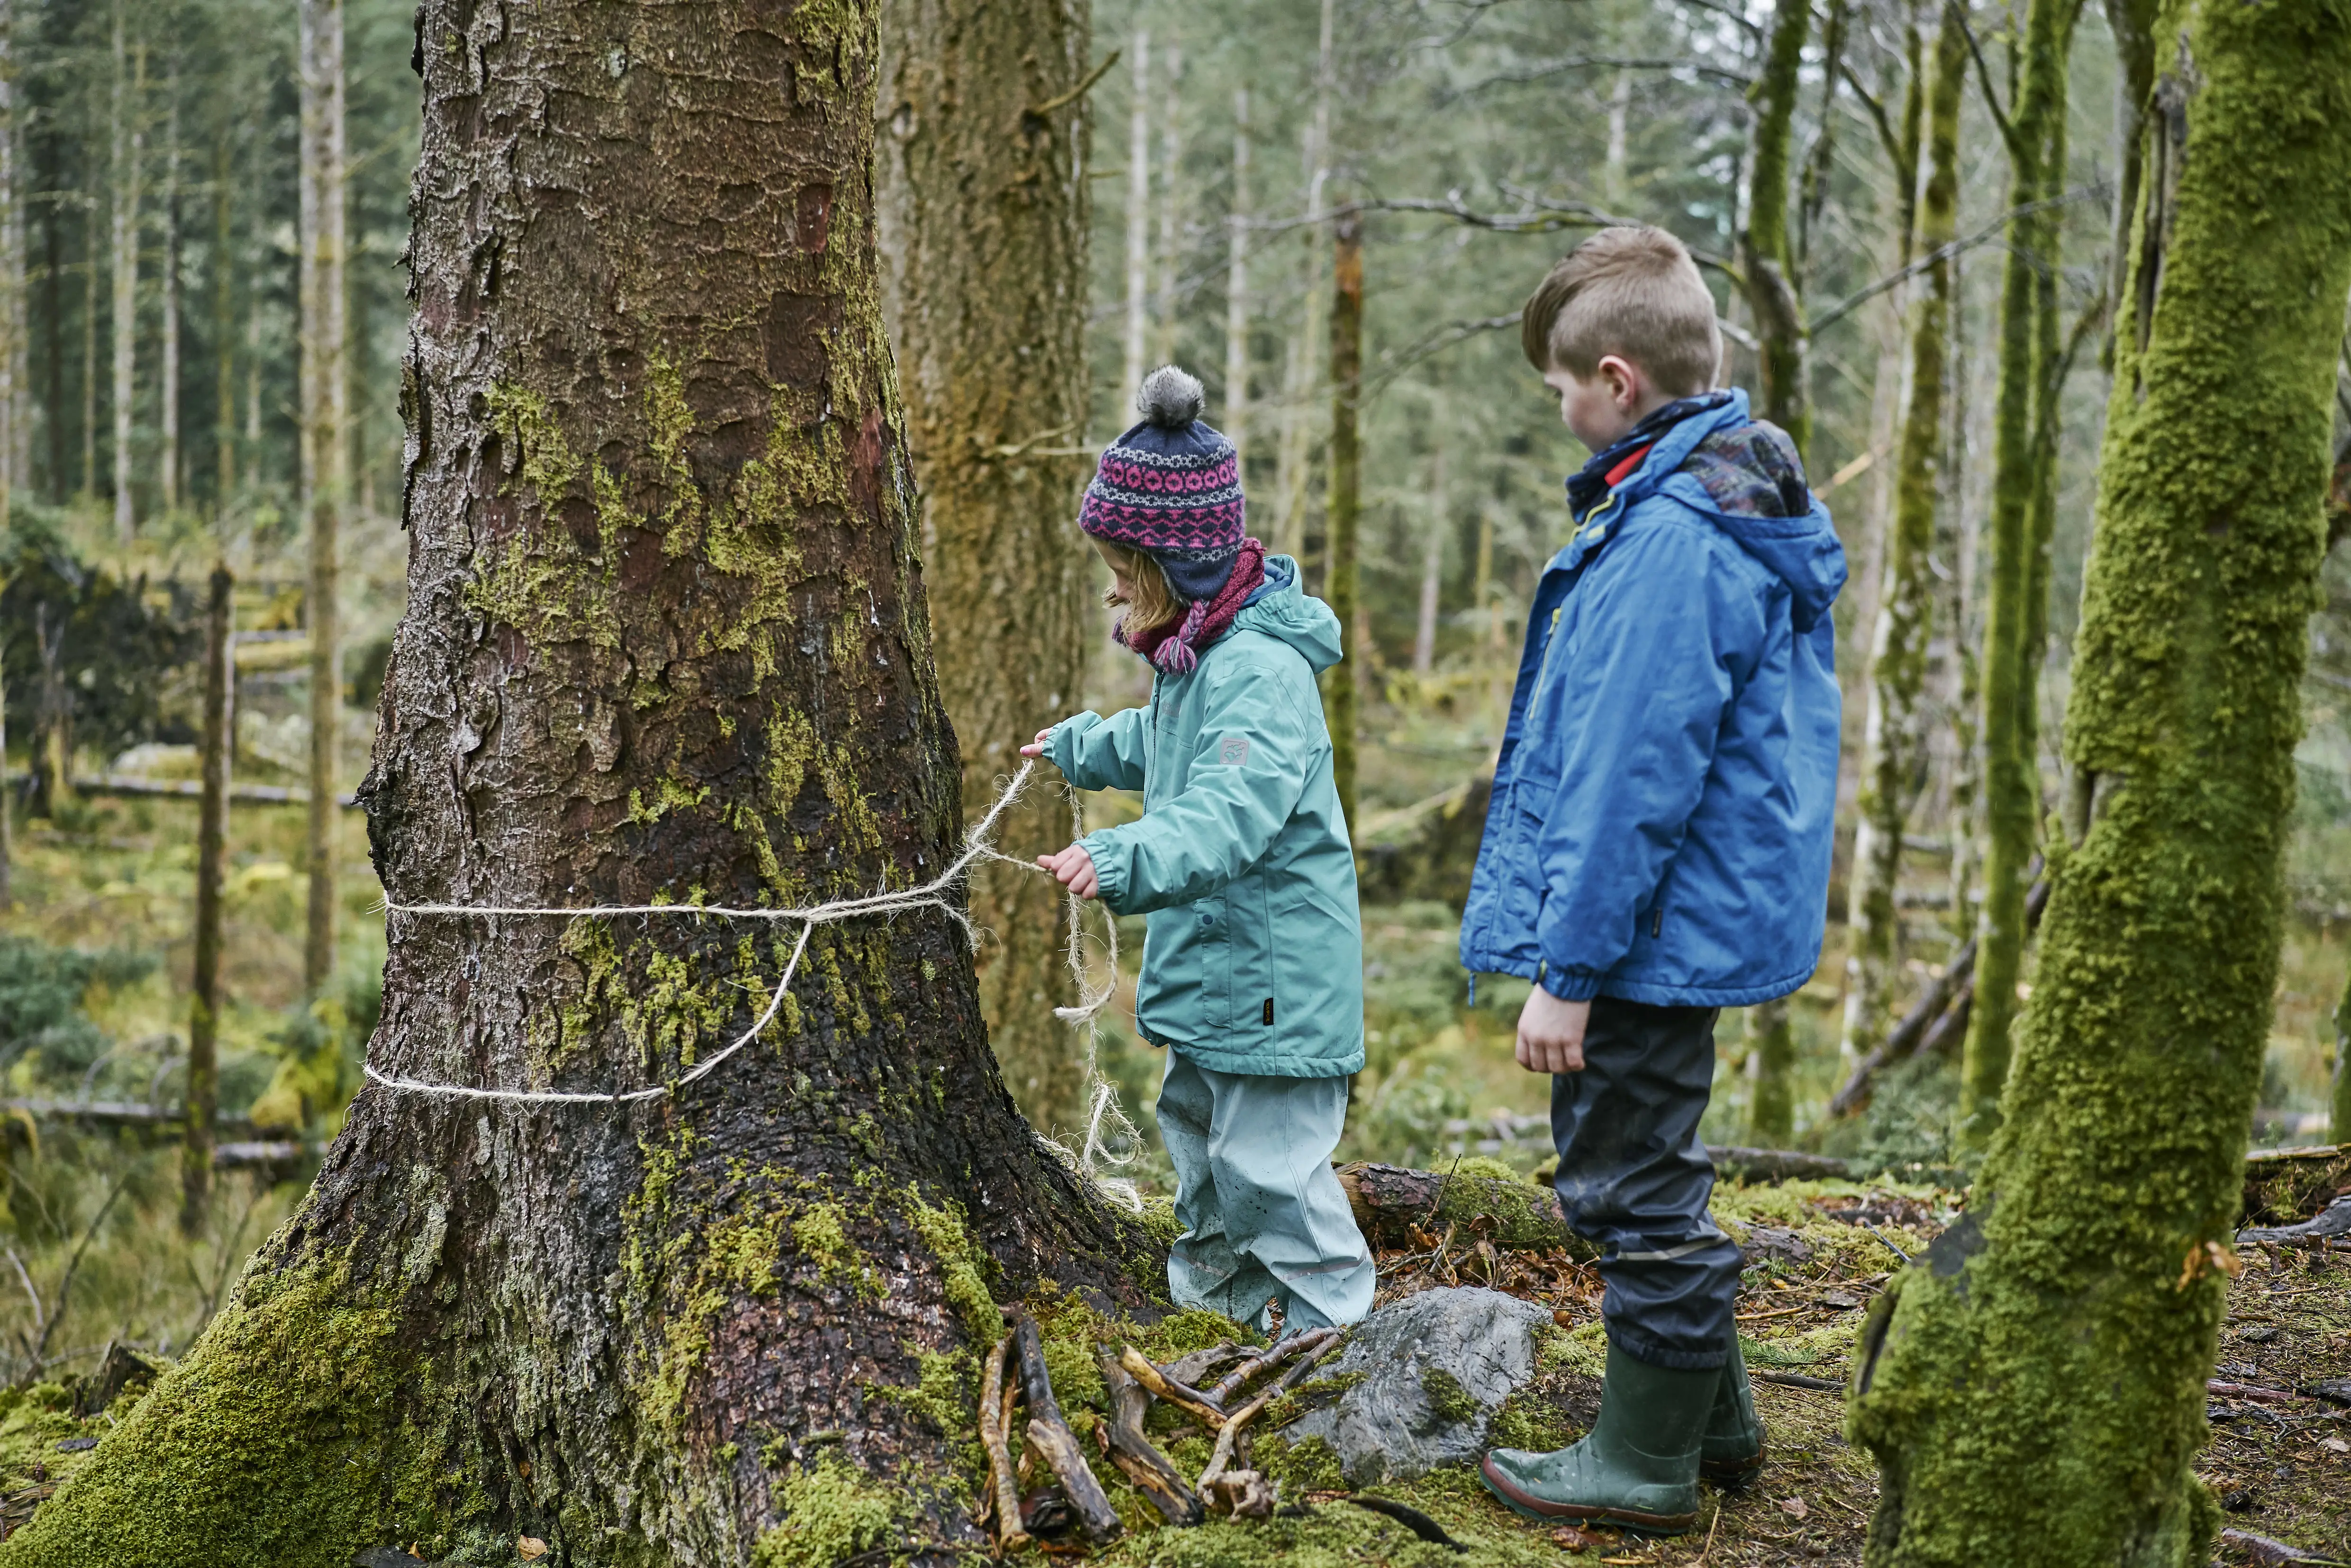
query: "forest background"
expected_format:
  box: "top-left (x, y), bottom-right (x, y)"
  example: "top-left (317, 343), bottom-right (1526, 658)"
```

top-left (0, 0), bottom-right (2344, 1391)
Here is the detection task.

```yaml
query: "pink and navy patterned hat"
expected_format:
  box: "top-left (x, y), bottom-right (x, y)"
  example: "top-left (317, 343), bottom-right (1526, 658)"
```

top-left (1078, 365), bottom-right (1246, 603)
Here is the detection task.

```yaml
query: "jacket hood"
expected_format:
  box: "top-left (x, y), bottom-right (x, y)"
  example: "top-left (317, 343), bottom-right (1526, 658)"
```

top-left (1230, 554), bottom-right (1344, 672)
top-left (1621, 389), bottom-right (1847, 634)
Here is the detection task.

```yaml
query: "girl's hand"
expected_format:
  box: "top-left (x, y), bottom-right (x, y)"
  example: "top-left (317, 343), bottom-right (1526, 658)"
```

top-left (1036, 843), bottom-right (1099, 901)
top-left (1017, 726), bottom-right (1055, 760)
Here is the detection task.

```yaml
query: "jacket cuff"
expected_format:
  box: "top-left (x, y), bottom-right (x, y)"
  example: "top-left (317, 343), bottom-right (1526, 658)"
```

top-left (1044, 713), bottom-right (1096, 781)
top-left (1541, 963), bottom-right (1603, 1002)
top-left (1079, 828), bottom-right (1132, 913)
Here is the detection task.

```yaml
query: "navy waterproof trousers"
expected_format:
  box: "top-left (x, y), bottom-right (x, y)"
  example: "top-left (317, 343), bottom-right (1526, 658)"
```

top-left (1549, 997), bottom-right (1743, 1370)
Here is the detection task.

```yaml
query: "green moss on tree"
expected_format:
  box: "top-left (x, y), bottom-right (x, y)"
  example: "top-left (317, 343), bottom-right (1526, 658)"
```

top-left (751, 1453), bottom-right (909, 1568)
top-left (1852, 3), bottom-right (2351, 1560)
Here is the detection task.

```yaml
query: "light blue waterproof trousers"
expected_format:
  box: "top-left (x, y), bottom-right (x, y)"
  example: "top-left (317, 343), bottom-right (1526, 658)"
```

top-left (1156, 1050), bottom-right (1376, 1334)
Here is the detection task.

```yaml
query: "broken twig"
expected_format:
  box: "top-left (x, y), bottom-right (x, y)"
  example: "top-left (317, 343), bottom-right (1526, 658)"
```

top-left (1120, 1345), bottom-right (1230, 1428)
top-left (1010, 1310), bottom-right (1123, 1544)
top-left (1098, 1353), bottom-right (1204, 1527)
top-left (976, 1334), bottom-right (1030, 1552)
top-left (1198, 1333), bottom-right (1344, 1491)
top-left (1205, 1325), bottom-right (1342, 1407)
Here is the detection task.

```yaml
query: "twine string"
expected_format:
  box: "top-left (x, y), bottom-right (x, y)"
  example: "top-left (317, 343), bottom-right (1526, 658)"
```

top-left (361, 761), bottom-right (1145, 1205)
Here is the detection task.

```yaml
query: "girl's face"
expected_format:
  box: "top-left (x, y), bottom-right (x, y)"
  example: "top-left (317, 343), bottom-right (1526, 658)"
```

top-left (1094, 541), bottom-right (1140, 607)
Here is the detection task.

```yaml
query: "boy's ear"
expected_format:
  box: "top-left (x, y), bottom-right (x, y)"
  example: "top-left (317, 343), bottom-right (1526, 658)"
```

top-left (1598, 353), bottom-right (1643, 409)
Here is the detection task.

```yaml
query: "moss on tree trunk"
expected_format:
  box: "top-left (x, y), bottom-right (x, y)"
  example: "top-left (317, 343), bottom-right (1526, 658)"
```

top-left (3, 2), bottom-right (1161, 1563)
top-left (1840, 3), bottom-right (1967, 1069)
top-left (1851, 5), bottom-right (2351, 1562)
top-left (1740, 0), bottom-right (1810, 458)
top-left (874, 0), bottom-right (1096, 1139)
top-left (1956, 0), bottom-right (2080, 1152)
top-left (1325, 209), bottom-right (1362, 830)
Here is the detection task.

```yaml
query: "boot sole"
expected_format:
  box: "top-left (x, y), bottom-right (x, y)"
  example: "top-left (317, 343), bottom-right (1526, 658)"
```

top-left (1700, 1451), bottom-right (1764, 1491)
top-left (1478, 1454), bottom-right (1698, 1535)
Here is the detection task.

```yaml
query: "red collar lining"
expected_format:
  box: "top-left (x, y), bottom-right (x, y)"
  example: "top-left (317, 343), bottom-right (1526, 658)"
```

top-left (1604, 443), bottom-right (1654, 488)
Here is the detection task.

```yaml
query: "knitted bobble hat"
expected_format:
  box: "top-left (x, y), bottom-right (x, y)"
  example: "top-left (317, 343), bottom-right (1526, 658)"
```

top-left (1078, 365), bottom-right (1248, 603)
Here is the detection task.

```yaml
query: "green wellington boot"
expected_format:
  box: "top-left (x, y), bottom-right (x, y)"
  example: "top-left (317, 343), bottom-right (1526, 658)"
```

top-left (1699, 1338), bottom-right (1765, 1489)
top-left (1479, 1343), bottom-right (1714, 1534)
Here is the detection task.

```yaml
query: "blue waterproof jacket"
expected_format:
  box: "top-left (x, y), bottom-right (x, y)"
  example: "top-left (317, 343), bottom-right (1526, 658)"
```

top-left (1047, 558), bottom-right (1363, 1078)
top-left (1458, 389), bottom-right (1845, 1006)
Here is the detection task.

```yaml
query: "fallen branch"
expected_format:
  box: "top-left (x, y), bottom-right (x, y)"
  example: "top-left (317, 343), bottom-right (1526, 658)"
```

top-left (1098, 1354), bottom-right (1204, 1527)
top-left (1119, 1345), bottom-right (1229, 1429)
top-left (2238, 1196), bottom-right (2351, 1245)
top-left (2207, 1379), bottom-right (2313, 1406)
top-left (1752, 1371), bottom-right (1843, 1392)
top-left (1345, 1495), bottom-right (1466, 1553)
top-left (1707, 1147), bottom-right (1853, 1184)
top-left (2242, 1144), bottom-right (2351, 1228)
top-left (1009, 1310), bottom-right (1122, 1545)
top-left (976, 1334), bottom-right (1029, 1552)
top-left (1204, 1326), bottom-right (1342, 1408)
top-left (1828, 877), bottom-right (2048, 1119)
top-left (2217, 1527), bottom-right (2348, 1567)
top-left (1198, 1333), bottom-right (1343, 1491)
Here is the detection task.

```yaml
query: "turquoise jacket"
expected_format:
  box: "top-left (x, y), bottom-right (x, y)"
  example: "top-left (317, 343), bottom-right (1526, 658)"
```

top-left (1046, 558), bottom-right (1363, 1079)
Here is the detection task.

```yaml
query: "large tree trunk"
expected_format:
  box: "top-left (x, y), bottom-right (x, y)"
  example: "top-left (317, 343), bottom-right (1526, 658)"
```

top-left (876, 0), bottom-right (1096, 1138)
top-left (1957, 0), bottom-right (2079, 1151)
top-left (1851, 6), bottom-right (2351, 1562)
top-left (1838, 2), bottom-right (1966, 1068)
top-left (8, 1), bottom-right (1158, 1562)
top-left (299, 0), bottom-right (346, 997)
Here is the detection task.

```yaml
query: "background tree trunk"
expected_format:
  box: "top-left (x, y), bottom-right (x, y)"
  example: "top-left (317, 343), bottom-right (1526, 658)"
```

top-left (1121, 27), bottom-right (1149, 405)
top-left (6, 0), bottom-right (1158, 1560)
top-left (876, 0), bottom-right (1097, 1138)
top-left (158, 82), bottom-right (179, 515)
top-left (1746, 996), bottom-right (1795, 1143)
top-left (212, 127), bottom-right (234, 503)
top-left (183, 564), bottom-right (229, 1232)
top-left (1957, 0), bottom-right (2079, 1152)
top-left (0, 0), bottom-right (17, 529)
top-left (1223, 83), bottom-right (1250, 443)
top-left (1325, 209), bottom-right (1361, 830)
top-left (109, 9), bottom-right (140, 544)
top-left (1152, 43), bottom-right (1181, 367)
top-left (1852, 6), bottom-right (2351, 1560)
top-left (298, 0), bottom-right (345, 998)
top-left (1414, 435), bottom-right (1443, 674)
top-left (1839, 2), bottom-right (1965, 1068)
top-left (1739, 0), bottom-right (1809, 456)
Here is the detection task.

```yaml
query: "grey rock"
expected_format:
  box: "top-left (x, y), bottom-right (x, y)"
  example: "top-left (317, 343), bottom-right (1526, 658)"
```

top-left (1280, 1286), bottom-right (1552, 1485)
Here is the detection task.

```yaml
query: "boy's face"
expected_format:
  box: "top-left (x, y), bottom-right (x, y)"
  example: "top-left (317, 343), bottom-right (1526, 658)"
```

top-left (1543, 354), bottom-right (1658, 455)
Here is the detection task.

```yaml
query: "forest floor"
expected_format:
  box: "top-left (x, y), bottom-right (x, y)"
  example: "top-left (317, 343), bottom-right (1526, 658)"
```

top-left (1074, 1176), bottom-right (2351, 1568)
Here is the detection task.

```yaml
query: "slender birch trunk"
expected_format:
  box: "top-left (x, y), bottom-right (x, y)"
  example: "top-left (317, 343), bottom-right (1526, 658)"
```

top-left (1740, 0), bottom-right (1811, 456)
top-left (213, 130), bottom-right (234, 505)
top-left (1957, 0), bottom-right (2080, 1152)
top-left (81, 203), bottom-right (97, 502)
top-left (1325, 208), bottom-right (1361, 830)
top-left (298, 0), bottom-right (347, 998)
top-left (1152, 43), bottom-right (1181, 366)
top-left (159, 79), bottom-right (179, 515)
top-left (109, 11), bottom-right (142, 544)
top-left (1121, 27), bottom-right (1149, 405)
top-left (1604, 68), bottom-right (1630, 209)
top-left (183, 565), bottom-right (231, 1232)
top-left (1839, 2), bottom-right (1967, 1067)
top-left (875, 0), bottom-right (1098, 1137)
top-left (1854, 8), bottom-right (2351, 1557)
top-left (1223, 83), bottom-right (1250, 443)
top-left (1414, 436), bottom-right (1444, 674)
top-left (7, 1), bottom-right (1160, 1553)
top-left (1271, 0), bottom-right (1335, 564)
top-left (2333, 965), bottom-right (2351, 1145)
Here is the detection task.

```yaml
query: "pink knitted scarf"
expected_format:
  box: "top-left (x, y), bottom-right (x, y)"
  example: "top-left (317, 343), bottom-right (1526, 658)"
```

top-left (1119, 539), bottom-right (1269, 675)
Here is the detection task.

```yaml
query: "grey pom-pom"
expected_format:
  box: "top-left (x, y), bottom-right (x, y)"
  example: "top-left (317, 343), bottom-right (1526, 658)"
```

top-left (1136, 365), bottom-right (1206, 428)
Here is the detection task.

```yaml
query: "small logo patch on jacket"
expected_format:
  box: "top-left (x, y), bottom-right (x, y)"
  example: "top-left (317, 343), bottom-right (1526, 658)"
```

top-left (1218, 736), bottom-right (1250, 765)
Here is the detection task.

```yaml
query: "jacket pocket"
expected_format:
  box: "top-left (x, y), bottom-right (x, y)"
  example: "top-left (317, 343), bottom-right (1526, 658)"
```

top-left (1224, 872), bottom-right (1272, 1033)
top-left (1192, 894), bottom-right (1231, 1028)
top-left (1496, 799), bottom-right (1549, 961)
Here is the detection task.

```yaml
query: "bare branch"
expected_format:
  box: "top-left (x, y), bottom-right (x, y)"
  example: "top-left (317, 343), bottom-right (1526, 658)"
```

top-left (1954, 5), bottom-right (2025, 160)
top-left (1809, 185), bottom-right (2108, 332)
top-left (1445, 54), bottom-right (1752, 101)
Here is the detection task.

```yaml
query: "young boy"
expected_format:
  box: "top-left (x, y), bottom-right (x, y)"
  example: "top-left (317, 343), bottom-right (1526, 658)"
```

top-left (1464, 227), bottom-right (1845, 1533)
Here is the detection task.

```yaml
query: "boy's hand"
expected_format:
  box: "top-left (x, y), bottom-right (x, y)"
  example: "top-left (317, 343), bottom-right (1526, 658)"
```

top-left (1017, 726), bottom-right (1055, 760)
top-left (1036, 843), bottom-right (1099, 901)
top-left (1516, 988), bottom-right (1591, 1074)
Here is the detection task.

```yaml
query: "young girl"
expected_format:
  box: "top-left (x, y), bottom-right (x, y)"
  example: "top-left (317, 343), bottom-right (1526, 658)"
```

top-left (1018, 365), bottom-right (1374, 1336)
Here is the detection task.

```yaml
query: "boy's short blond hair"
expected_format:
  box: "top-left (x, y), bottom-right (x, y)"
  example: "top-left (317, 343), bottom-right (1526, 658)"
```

top-left (1521, 226), bottom-right (1721, 397)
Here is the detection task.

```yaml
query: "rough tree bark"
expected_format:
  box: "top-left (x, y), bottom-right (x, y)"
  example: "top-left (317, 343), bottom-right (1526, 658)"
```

top-left (182, 564), bottom-right (229, 1231)
top-left (1852, 6), bottom-right (2351, 1562)
top-left (1839, 2), bottom-right (1965, 1068)
top-left (1738, 0), bottom-right (1810, 457)
top-left (876, 0), bottom-right (1095, 1137)
top-left (299, 0), bottom-right (346, 997)
top-left (212, 126), bottom-right (235, 503)
top-left (1325, 208), bottom-right (1360, 830)
top-left (6, 0), bottom-right (1158, 1561)
top-left (1956, 0), bottom-right (2080, 1152)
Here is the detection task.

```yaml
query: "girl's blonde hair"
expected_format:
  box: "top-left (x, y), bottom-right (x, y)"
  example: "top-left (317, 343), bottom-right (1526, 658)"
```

top-left (1094, 537), bottom-right (1186, 641)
